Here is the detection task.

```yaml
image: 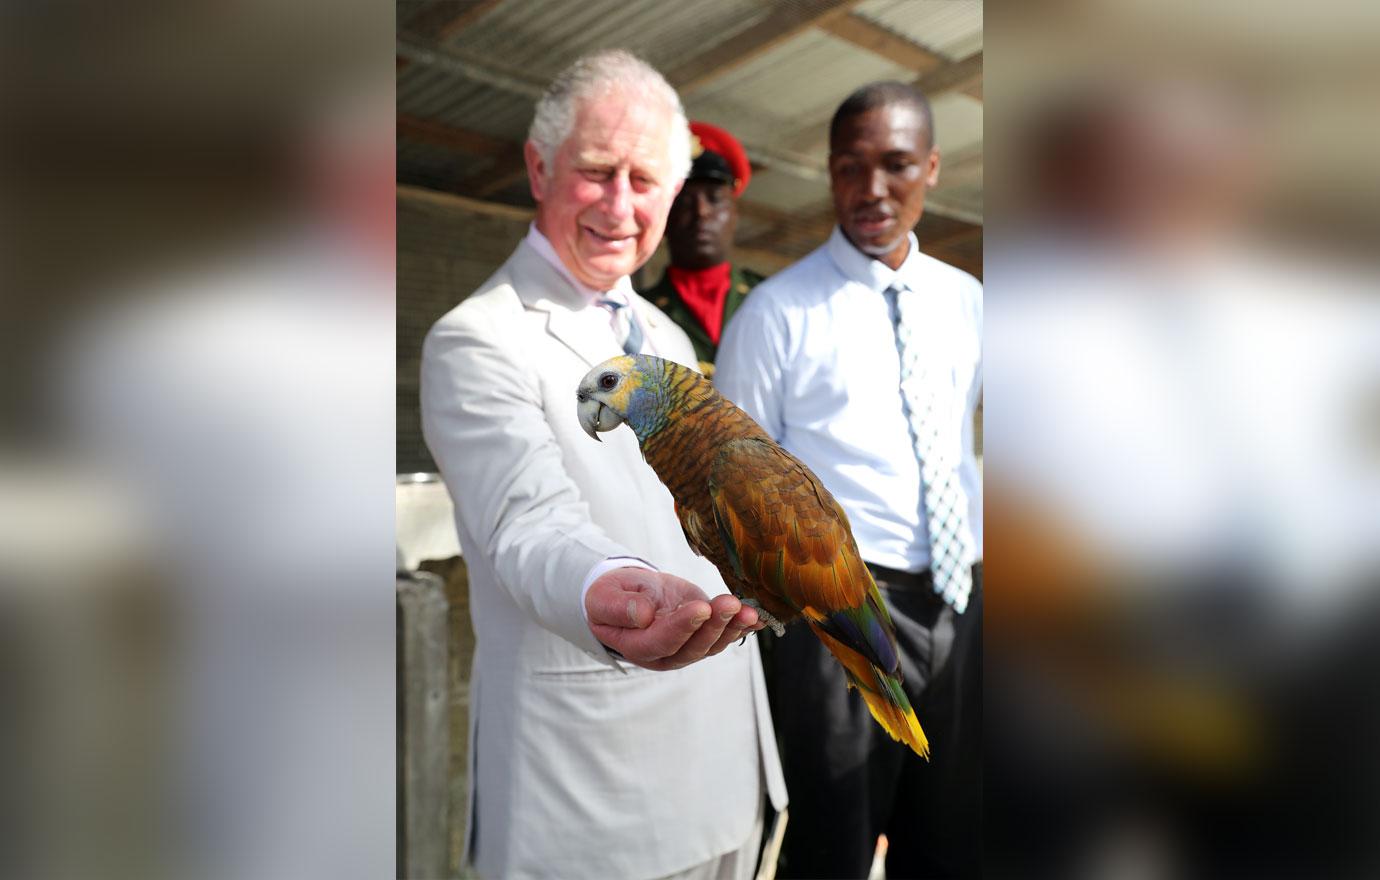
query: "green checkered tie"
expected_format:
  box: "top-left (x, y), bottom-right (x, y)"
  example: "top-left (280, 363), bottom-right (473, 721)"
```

top-left (887, 284), bottom-right (974, 613)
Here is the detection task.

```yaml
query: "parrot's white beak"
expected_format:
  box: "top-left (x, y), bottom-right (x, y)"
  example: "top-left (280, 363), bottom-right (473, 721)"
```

top-left (576, 393), bottom-right (625, 441)
top-left (577, 358), bottom-right (633, 442)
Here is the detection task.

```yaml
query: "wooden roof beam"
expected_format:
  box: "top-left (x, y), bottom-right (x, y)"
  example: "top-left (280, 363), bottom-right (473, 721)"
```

top-left (785, 50), bottom-right (984, 153)
top-left (397, 114), bottom-right (511, 157)
top-left (912, 51), bottom-right (982, 100)
top-left (402, 0), bottom-right (505, 42)
top-left (666, 0), bottom-right (865, 93)
top-left (817, 12), bottom-right (946, 74)
top-left (461, 154), bottom-right (530, 199)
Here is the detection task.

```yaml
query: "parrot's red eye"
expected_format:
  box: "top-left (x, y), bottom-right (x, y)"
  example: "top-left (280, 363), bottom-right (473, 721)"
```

top-left (599, 373), bottom-right (617, 390)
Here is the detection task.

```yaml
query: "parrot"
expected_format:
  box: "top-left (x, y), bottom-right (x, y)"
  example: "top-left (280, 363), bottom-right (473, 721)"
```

top-left (576, 353), bottom-right (929, 758)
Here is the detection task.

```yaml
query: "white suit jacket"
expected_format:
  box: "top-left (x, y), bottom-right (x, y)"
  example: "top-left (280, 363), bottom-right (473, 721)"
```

top-left (421, 239), bottom-right (787, 880)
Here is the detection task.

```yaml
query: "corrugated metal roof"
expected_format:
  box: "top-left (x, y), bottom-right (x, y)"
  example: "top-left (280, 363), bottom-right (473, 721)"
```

top-left (856, 0), bottom-right (983, 58)
top-left (686, 28), bottom-right (919, 167)
top-left (397, 52), bottom-right (537, 143)
top-left (931, 92), bottom-right (984, 154)
top-left (690, 29), bottom-right (914, 134)
top-left (397, 140), bottom-right (499, 192)
top-left (443, 0), bottom-right (771, 81)
top-left (398, 0), bottom-right (983, 226)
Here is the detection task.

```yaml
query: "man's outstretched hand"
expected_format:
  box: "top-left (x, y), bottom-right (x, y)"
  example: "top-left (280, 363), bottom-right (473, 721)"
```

top-left (586, 568), bottom-right (763, 671)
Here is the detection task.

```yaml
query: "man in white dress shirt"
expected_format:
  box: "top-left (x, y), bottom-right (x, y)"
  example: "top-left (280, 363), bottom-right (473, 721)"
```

top-left (716, 81), bottom-right (982, 878)
top-left (421, 50), bottom-right (785, 880)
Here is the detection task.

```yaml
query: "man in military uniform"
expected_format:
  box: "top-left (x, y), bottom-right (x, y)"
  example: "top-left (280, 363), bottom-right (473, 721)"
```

top-left (640, 120), bottom-right (764, 376)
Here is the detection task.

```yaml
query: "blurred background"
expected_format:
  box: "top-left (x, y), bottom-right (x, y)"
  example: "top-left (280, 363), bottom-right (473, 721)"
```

top-left (983, 1), bottom-right (1380, 878)
top-left (1, 2), bottom-right (395, 879)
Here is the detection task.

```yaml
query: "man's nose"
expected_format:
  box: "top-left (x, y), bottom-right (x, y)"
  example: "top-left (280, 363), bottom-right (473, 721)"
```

top-left (866, 166), bottom-right (888, 198)
top-left (693, 191), bottom-right (713, 219)
top-left (603, 172), bottom-right (633, 221)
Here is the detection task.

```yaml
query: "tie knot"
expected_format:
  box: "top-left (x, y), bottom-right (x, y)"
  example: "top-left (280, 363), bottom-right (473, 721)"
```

top-left (598, 296), bottom-right (643, 356)
top-left (884, 285), bottom-right (907, 325)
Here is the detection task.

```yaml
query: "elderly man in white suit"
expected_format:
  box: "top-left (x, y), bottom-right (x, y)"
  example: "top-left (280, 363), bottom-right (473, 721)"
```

top-left (421, 50), bottom-right (787, 880)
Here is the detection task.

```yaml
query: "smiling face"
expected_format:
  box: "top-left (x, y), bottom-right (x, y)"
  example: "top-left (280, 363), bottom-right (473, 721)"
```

top-left (527, 92), bottom-right (682, 290)
top-left (829, 103), bottom-right (940, 270)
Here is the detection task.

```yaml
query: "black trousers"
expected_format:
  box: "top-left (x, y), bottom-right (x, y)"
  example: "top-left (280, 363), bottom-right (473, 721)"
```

top-left (769, 564), bottom-right (982, 879)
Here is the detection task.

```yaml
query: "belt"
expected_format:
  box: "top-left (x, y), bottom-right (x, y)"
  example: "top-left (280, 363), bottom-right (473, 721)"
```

top-left (865, 562), bottom-right (934, 592)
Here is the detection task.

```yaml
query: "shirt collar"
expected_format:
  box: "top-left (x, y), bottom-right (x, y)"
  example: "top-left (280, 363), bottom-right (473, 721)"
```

top-left (825, 226), bottom-right (925, 294)
top-left (525, 224), bottom-right (633, 305)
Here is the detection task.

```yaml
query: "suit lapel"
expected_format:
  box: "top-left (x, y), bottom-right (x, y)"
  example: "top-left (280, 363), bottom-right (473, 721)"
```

top-left (508, 240), bottom-right (614, 367)
top-left (545, 307), bottom-right (612, 367)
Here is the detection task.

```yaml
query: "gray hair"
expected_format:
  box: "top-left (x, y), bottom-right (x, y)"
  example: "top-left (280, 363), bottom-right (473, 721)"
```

top-left (528, 49), bottom-right (692, 183)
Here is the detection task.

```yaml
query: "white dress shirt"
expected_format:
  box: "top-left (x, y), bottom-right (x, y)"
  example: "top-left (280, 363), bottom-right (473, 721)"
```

top-left (525, 223), bottom-right (633, 303)
top-left (716, 227), bottom-right (983, 572)
top-left (525, 224), bottom-right (655, 356)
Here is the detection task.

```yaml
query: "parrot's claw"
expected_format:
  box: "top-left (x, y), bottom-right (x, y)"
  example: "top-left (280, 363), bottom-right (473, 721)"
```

top-left (742, 598), bottom-right (786, 637)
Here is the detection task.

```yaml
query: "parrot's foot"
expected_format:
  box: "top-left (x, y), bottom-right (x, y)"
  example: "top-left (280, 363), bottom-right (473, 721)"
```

top-left (742, 598), bottom-right (786, 637)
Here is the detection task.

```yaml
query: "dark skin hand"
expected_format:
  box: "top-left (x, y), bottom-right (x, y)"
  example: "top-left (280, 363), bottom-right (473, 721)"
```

top-left (585, 567), bottom-right (764, 671)
top-left (666, 178), bottom-right (738, 270)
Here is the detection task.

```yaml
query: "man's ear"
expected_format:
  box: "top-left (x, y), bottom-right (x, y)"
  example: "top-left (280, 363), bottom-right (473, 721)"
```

top-left (524, 140), bottom-right (547, 203)
top-left (925, 147), bottom-right (941, 189)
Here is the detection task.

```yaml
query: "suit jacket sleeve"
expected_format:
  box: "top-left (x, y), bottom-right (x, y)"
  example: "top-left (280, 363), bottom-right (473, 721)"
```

top-left (421, 299), bottom-right (626, 662)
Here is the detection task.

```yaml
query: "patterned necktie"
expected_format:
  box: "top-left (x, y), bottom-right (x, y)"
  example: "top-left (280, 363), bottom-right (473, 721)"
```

top-left (886, 284), bottom-right (975, 613)
top-left (598, 296), bottom-right (644, 356)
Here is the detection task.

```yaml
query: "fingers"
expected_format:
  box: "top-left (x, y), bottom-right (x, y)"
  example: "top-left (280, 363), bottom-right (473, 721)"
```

top-left (703, 619), bottom-right (751, 657)
top-left (652, 594), bottom-right (740, 669)
top-left (594, 598), bottom-right (713, 665)
top-left (585, 570), bottom-right (764, 669)
top-left (585, 580), bottom-right (656, 630)
top-left (700, 602), bottom-right (763, 656)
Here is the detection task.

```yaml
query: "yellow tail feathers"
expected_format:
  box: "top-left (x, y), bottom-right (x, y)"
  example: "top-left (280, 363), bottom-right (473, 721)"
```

top-left (812, 622), bottom-right (931, 759)
top-left (858, 681), bottom-right (930, 759)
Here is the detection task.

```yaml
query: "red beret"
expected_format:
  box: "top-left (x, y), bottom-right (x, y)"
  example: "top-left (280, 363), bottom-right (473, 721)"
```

top-left (689, 120), bottom-right (751, 197)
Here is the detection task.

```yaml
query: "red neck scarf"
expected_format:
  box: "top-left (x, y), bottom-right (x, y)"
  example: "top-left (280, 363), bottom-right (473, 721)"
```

top-left (668, 262), bottom-right (732, 344)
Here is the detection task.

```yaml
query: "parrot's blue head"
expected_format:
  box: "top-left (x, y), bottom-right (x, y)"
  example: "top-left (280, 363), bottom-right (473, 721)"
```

top-left (576, 354), bottom-right (690, 443)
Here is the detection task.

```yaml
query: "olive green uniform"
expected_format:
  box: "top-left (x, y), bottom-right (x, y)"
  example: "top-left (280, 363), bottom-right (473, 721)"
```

top-left (641, 265), bottom-right (765, 375)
